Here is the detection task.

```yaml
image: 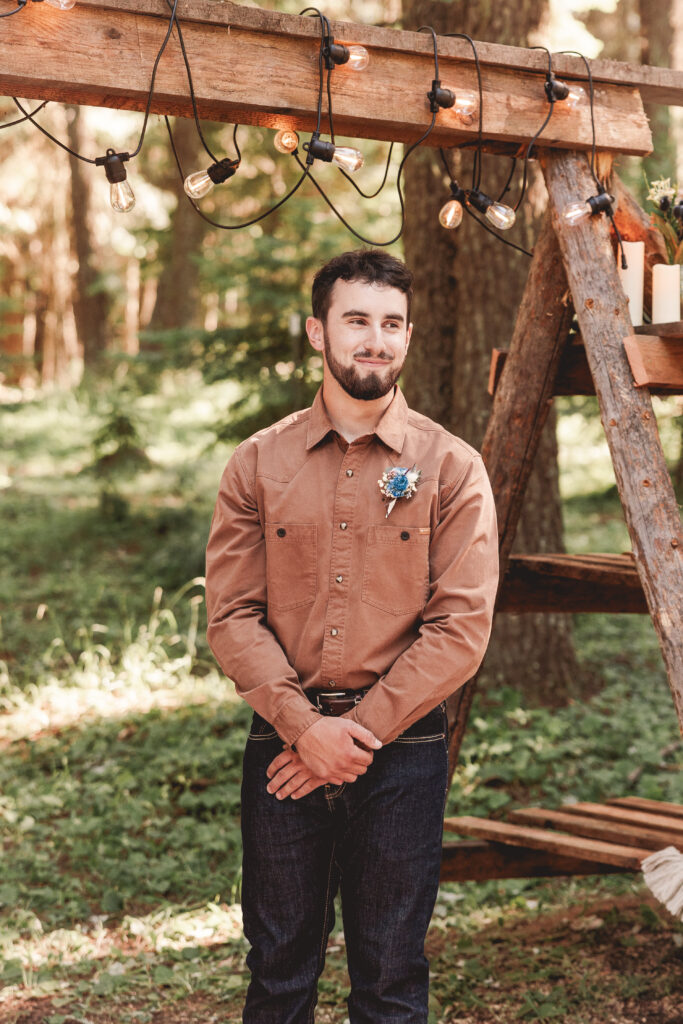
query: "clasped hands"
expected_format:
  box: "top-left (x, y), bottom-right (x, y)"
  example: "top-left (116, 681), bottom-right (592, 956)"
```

top-left (266, 716), bottom-right (381, 802)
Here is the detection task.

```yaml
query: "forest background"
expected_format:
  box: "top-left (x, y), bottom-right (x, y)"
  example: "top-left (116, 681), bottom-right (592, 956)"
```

top-left (1, 0), bottom-right (682, 1022)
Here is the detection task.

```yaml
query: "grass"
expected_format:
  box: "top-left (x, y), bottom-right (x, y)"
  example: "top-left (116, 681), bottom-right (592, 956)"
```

top-left (0, 377), bottom-right (681, 1023)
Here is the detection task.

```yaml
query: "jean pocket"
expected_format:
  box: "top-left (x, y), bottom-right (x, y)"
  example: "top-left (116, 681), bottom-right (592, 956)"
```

top-left (394, 704), bottom-right (447, 744)
top-left (361, 524), bottom-right (430, 615)
top-left (265, 523), bottom-right (318, 611)
top-left (247, 712), bottom-right (279, 741)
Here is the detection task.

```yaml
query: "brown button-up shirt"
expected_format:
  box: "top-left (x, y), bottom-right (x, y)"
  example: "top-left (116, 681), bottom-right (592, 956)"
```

top-left (205, 386), bottom-right (498, 747)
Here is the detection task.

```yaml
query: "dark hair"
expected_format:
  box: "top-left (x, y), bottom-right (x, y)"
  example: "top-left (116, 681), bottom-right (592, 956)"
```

top-left (311, 249), bottom-right (414, 325)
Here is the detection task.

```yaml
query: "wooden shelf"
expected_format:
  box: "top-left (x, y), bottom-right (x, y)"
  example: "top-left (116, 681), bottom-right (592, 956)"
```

top-left (497, 553), bottom-right (647, 614)
top-left (489, 339), bottom-right (683, 397)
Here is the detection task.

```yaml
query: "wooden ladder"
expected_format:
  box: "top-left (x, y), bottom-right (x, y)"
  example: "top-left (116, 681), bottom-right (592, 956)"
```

top-left (447, 149), bottom-right (683, 781)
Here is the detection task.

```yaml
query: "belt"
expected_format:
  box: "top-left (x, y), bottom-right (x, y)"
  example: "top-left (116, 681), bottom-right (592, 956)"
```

top-left (307, 687), bottom-right (372, 716)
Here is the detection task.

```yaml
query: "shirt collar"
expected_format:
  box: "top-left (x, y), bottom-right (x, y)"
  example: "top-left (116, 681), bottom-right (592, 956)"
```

top-left (306, 386), bottom-right (408, 454)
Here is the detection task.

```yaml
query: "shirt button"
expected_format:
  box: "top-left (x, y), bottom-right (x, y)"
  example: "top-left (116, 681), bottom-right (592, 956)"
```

top-left (401, 531), bottom-right (410, 540)
top-left (335, 575), bottom-right (343, 583)
top-left (330, 628), bottom-right (339, 636)
top-left (277, 527), bottom-right (286, 537)
top-left (328, 680), bottom-right (335, 688)
top-left (340, 522), bottom-right (348, 530)
top-left (346, 469), bottom-right (353, 477)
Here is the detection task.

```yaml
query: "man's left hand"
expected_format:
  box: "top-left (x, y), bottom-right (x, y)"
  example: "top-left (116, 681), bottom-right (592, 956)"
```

top-left (266, 749), bottom-right (343, 800)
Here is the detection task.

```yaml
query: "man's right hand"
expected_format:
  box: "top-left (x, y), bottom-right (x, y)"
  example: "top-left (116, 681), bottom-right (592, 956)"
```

top-left (294, 716), bottom-right (381, 781)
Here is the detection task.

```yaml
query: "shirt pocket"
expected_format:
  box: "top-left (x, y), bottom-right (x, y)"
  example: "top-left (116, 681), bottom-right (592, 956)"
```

top-left (265, 523), bottom-right (318, 611)
top-left (362, 524), bottom-right (430, 615)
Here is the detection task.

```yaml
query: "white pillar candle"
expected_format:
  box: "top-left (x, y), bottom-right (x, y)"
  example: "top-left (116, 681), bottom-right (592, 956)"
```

top-left (617, 240), bottom-right (644, 326)
top-left (652, 263), bottom-right (681, 324)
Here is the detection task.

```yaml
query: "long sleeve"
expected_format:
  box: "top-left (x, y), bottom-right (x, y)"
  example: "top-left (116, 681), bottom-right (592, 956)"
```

top-left (205, 447), bottom-right (321, 747)
top-left (347, 456), bottom-right (499, 744)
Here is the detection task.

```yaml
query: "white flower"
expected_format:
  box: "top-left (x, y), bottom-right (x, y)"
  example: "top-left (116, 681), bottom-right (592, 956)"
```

top-left (647, 178), bottom-right (676, 203)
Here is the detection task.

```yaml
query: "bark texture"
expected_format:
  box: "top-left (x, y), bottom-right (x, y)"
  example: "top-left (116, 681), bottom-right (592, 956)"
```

top-left (402, 0), bottom-right (583, 703)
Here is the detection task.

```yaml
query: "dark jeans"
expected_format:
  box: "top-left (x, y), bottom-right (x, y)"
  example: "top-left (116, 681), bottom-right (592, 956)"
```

top-left (240, 704), bottom-right (449, 1024)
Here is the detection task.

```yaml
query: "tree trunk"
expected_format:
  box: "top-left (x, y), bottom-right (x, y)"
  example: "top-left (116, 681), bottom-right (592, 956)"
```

top-left (402, 0), bottom-right (583, 703)
top-left (148, 117), bottom-right (207, 332)
top-left (66, 105), bottom-right (108, 368)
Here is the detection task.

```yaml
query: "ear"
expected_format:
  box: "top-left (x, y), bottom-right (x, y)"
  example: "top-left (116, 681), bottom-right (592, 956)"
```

top-left (405, 322), bottom-right (413, 353)
top-left (306, 315), bottom-right (325, 353)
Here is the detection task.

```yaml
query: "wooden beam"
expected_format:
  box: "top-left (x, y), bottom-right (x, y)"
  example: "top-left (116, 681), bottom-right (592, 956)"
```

top-left (623, 336), bottom-right (683, 390)
top-left (0, 0), bottom-right (652, 155)
top-left (440, 840), bottom-right (631, 882)
top-left (497, 553), bottom-right (648, 614)
top-left (80, 0), bottom-right (683, 110)
top-left (490, 343), bottom-right (683, 397)
top-left (443, 816), bottom-right (651, 869)
top-left (607, 796), bottom-right (683, 819)
top-left (560, 802), bottom-right (683, 840)
top-left (508, 807), bottom-right (683, 850)
top-left (446, 214), bottom-right (574, 773)
top-left (541, 148), bottom-right (683, 733)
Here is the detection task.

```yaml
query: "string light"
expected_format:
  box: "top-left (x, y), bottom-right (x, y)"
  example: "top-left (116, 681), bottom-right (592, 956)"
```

top-left (322, 36), bottom-right (369, 71)
top-left (544, 73), bottom-right (585, 108)
top-left (44, 0), bottom-right (77, 9)
top-left (95, 149), bottom-right (135, 213)
top-left (184, 157), bottom-right (240, 199)
top-left (304, 131), bottom-right (364, 172)
top-left (562, 188), bottom-right (616, 226)
top-left (274, 129), bottom-right (300, 154)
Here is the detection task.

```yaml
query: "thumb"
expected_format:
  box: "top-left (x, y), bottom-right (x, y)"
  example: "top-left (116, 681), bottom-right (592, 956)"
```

top-left (347, 720), bottom-right (382, 749)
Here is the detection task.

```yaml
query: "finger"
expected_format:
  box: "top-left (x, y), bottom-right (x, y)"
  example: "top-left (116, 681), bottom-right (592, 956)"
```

top-left (267, 762), bottom-right (303, 794)
top-left (274, 770), bottom-right (316, 800)
top-left (291, 777), bottom-right (327, 800)
top-left (347, 721), bottom-right (382, 749)
top-left (266, 750), bottom-right (297, 777)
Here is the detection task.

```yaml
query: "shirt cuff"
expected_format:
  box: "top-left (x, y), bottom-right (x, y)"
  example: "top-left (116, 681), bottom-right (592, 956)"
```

top-left (273, 697), bottom-right (322, 748)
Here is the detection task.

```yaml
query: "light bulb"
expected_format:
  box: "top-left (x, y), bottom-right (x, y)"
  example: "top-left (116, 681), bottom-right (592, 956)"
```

top-left (346, 45), bottom-right (369, 71)
top-left (454, 89), bottom-right (478, 126)
top-left (485, 202), bottom-right (516, 230)
top-left (110, 180), bottom-right (135, 213)
top-left (439, 199), bottom-right (463, 229)
top-left (331, 147), bottom-right (364, 173)
top-left (45, 0), bottom-right (77, 8)
top-left (274, 129), bottom-right (299, 154)
top-left (562, 200), bottom-right (591, 226)
top-left (184, 170), bottom-right (214, 200)
top-left (565, 83), bottom-right (586, 109)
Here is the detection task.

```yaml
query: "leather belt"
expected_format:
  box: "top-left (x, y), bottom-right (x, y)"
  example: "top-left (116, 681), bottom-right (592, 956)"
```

top-left (307, 687), bottom-right (372, 716)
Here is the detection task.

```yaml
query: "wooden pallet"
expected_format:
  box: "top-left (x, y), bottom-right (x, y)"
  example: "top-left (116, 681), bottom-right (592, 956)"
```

top-left (441, 797), bottom-right (683, 882)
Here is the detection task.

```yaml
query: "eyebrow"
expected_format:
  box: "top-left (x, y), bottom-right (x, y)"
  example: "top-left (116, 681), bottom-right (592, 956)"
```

top-left (342, 309), bottom-right (405, 322)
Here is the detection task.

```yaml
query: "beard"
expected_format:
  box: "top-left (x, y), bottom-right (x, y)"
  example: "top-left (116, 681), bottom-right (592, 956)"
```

top-left (323, 327), bottom-right (405, 401)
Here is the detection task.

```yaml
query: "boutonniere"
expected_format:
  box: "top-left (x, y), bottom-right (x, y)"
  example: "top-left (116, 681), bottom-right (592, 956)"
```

top-left (378, 465), bottom-right (421, 518)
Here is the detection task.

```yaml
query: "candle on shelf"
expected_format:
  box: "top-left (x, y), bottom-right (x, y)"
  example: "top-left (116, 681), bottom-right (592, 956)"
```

top-left (617, 241), bottom-right (644, 326)
top-left (652, 263), bottom-right (681, 324)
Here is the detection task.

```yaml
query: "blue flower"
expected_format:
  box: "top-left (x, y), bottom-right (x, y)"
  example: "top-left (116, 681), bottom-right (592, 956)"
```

top-left (386, 473), bottom-right (410, 498)
top-left (378, 464), bottom-right (421, 517)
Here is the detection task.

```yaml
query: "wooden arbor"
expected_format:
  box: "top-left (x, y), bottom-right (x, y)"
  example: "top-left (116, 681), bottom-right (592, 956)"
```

top-left (1, 0), bottom-right (681, 878)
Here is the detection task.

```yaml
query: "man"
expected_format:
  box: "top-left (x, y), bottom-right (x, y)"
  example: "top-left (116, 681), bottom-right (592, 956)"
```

top-left (205, 249), bottom-right (498, 1023)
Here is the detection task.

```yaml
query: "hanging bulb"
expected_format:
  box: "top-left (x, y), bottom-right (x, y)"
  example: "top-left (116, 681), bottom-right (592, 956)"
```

top-left (562, 190), bottom-right (616, 226)
top-left (274, 129), bottom-right (299, 154)
top-left (44, 0), bottom-right (77, 9)
top-left (454, 89), bottom-right (478, 126)
top-left (304, 133), bottom-right (364, 173)
top-left (331, 147), bottom-right (364, 173)
top-left (95, 149), bottom-right (135, 214)
top-left (110, 180), bottom-right (135, 213)
top-left (485, 202), bottom-right (516, 230)
top-left (439, 199), bottom-right (463, 229)
top-left (345, 45), bottom-right (369, 71)
top-left (466, 189), bottom-right (516, 231)
top-left (545, 75), bottom-right (586, 109)
top-left (183, 157), bottom-right (239, 200)
top-left (564, 83), bottom-right (586, 109)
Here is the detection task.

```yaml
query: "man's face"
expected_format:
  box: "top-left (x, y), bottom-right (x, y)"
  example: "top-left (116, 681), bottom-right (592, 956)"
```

top-left (307, 278), bottom-right (412, 401)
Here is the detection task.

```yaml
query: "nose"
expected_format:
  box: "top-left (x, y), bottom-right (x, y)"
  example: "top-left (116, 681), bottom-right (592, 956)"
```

top-left (364, 322), bottom-right (385, 353)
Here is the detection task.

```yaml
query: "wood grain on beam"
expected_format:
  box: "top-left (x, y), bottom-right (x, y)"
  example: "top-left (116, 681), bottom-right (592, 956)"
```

top-left (623, 336), bottom-right (683, 390)
top-left (0, 1), bottom-right (651, 154)
top-left (78, 0), bottom-right (683, 111)
top-left (497, 553), bottom-right (648, 614)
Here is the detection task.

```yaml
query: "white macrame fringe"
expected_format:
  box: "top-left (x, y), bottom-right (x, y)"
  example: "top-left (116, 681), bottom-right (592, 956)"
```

top-left (641, 845), bottom-right (683, 920)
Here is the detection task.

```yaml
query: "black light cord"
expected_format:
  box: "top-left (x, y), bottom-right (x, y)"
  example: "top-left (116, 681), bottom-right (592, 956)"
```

top-left (496, 158), bottom-right (517, 203)
top-left (338, 143), bottom-right (395, 198)
top-left (10, 0), bottom-right (180, 164)
top-left (300, 7), bottom-right (330, 136)
top-left (0, 99), bottom-right (49, 129)
top-left (513, 45), bottom-right (557, 212)
top-left (443, 32), bottom-right (484, 191)
top-left (0, 0), bottom-right (26, 17)
top-left (166, 116), bottom-right (309, 230)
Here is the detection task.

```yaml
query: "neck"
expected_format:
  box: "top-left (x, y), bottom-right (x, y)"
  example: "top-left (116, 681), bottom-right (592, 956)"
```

top-left (321, 377), bottom-right (395, 443)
